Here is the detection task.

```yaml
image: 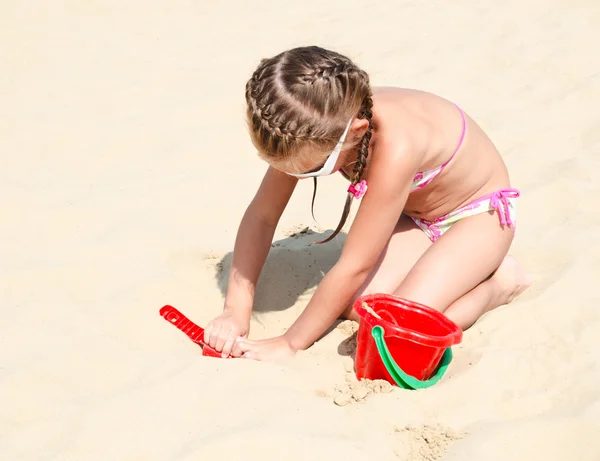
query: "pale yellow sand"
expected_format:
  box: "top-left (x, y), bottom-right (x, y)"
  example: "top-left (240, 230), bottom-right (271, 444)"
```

top-left (2, 1), bottom-right (600, 460)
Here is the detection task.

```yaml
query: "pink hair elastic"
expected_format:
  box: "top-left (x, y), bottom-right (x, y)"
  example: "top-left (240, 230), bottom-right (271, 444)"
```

top-left (348, 180), bottom-right (368, 199)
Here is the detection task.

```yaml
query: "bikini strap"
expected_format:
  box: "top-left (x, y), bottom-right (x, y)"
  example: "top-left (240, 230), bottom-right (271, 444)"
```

top-left (489, 188), bottom-right (520, 227)
top-left (438, 105), bottom-right (467, 170)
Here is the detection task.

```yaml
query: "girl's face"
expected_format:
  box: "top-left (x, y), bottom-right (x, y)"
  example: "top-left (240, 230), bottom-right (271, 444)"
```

top-left (281, 118), bottom-right (369, 179)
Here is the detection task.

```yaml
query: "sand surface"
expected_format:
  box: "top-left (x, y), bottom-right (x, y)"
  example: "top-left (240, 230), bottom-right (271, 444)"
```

top-left (2, 1), bottom-right (600, 460)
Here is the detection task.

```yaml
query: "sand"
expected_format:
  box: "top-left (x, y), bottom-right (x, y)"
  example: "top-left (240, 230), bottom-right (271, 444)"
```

top-left (2, 1), bottom-right (600, 460)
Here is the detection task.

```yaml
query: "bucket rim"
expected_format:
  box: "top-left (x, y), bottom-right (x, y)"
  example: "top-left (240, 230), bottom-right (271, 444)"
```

top-left (354, 293), bottom-right (463, 348)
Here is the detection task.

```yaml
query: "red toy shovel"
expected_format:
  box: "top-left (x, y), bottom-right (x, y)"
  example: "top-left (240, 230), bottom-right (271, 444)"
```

top-left (159, 305), bottom-right (233, 358)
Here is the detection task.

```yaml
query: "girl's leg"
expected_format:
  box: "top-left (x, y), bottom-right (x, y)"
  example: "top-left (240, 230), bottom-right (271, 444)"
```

top-left (341, 215), bottom-right (432, 322)
top-left (393, 211), bottom-right (532, 329)
top-left (442, 255), bottom-right (531, 328)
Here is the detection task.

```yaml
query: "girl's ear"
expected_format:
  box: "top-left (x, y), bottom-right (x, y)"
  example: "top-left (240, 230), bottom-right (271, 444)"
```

top-left (349, 118), bottom-right (369, 140)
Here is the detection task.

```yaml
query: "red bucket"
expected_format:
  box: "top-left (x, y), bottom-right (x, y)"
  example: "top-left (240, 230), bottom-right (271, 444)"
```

top-left (354, 294), bottom-right (462, 388)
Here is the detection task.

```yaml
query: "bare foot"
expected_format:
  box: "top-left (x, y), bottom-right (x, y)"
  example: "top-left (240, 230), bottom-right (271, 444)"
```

top-left (490, 255), bottom-right (533, 306)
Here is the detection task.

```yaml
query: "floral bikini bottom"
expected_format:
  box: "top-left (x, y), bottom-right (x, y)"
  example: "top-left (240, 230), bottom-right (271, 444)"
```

top-left (410, 188), bottom-right (520, 242)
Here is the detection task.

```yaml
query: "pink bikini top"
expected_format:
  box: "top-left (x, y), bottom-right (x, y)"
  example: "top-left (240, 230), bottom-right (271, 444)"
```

top-left (341, 105), bottom-right (467, 199)
top-left (410, 105), bottom-right (467, 192)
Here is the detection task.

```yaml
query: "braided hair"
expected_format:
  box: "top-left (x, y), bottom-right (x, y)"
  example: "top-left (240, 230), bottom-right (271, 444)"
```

top-left (245, 46), bottom-right (373, 243)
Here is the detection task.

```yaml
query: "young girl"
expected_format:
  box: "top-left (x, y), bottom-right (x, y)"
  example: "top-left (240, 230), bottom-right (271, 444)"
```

top-left (203, 46), bottom-right (532, 361)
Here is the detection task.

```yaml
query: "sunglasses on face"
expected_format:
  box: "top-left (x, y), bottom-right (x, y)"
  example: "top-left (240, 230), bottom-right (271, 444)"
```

top-left (286, 119), bottom-right (352, 178)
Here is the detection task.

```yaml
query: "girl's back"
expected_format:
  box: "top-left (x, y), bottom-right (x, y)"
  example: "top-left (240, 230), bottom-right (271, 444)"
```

top-left (362, 87), bottom-right (511, 219)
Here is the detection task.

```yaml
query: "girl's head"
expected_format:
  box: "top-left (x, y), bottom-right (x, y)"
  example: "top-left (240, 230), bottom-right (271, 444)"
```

top-left (245, 46), bottom-right (373, 243)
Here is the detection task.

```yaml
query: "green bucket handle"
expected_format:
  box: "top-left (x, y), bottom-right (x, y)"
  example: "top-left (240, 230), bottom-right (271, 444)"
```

top-left (371, 325), bottom-right (453, 390)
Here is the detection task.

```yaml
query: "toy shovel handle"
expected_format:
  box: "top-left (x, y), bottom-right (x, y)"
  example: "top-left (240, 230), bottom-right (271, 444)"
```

top-left (160, 305), bottom-right (206, 344)
top-left (159, 305), bottom-right (231, 358)
top-left (371, 325), bottom-right (453, 390)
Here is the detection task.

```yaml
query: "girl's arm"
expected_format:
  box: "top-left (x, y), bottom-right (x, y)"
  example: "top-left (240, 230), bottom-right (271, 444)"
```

top-left (224, 166), bottom-right (298, 313)
top-left (204, 166), bottom-right (297, 354)
top-left (283, 143), bottom-right (422, 352)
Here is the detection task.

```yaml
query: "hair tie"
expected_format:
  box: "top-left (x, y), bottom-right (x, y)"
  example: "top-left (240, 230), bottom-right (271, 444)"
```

top-left (348, 180), bottom-right (368, 199)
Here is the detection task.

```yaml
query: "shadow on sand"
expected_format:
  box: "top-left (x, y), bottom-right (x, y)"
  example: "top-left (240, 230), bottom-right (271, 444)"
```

top-left (213, 227), bottom-right (348, 315)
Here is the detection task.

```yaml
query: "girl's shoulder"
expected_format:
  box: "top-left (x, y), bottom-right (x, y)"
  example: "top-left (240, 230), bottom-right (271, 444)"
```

top-left (370, 88), bottom-right (437, 151)
top-left (369, 88), bottom-right (455, 173)
top-left (372, 86), bottom-right (458, 145)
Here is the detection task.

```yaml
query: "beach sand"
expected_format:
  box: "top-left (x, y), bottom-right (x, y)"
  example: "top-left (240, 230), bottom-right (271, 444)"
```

top-left (2, 1), bottom-right (599, 460)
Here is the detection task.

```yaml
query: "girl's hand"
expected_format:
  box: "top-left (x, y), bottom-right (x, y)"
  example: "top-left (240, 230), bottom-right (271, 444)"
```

top-left (237, 335), bottom-right (296, 362)
top-left (204, 309), bottom-right (250, 358)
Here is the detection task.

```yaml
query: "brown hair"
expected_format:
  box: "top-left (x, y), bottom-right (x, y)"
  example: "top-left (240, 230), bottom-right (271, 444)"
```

top-left (245, 46), bottom-right (373, 243)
